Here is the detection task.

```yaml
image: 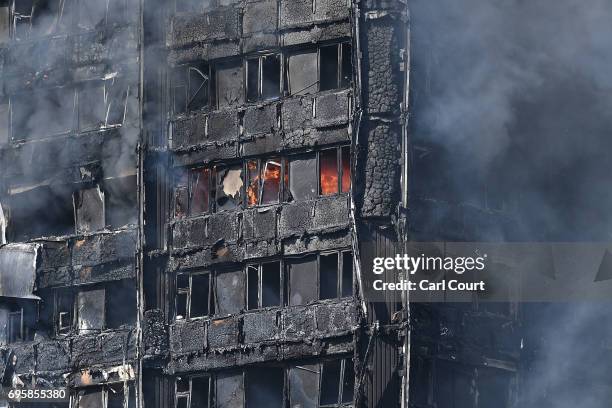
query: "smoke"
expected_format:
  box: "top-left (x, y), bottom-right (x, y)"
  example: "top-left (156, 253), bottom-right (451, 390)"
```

top-left (409, 0), bottom-right (612, 240)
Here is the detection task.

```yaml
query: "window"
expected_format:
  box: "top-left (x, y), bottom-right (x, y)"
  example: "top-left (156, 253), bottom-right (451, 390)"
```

top-left (287, 154), bottom-right (317, 201)
top-left (246, 158), bottom-right (282, 207)
top-left (247, 261), bottom-right (282, 310)
top-left (216, 60), bottom-right (244, 109)
top-left (172, 63), bottom-right (211, 115)
top-left (4, 301), bottom-right (36, 343)
top-left (79, 79), bottom-right (130, 130)
top-left (246, 368), bottom-right (284, 408)
top-left (214, 268), bottom-right (245, 316)
top-left (320, 43), bottom-right (353, 92)
top-left (79, 0), bottom-right (128, 30)
top-left (75, 383), bottom-right (136, 408)
top-left (246, 54), bottom-right (281, 102)
top-left (189, 167), bottom-right (212, 215)
top-left (288, 251), bottom-right (353, 306)
top-left (77, 288), bottom-right (105, 332)
top-left (175, 272), bottom-right (212, 320)
top-left (319, 147), bottom-right (351, 196)
top-left (320, 358), bottom-right (354, 406)
top-left (55, 289), bottom-right (74, 335)
top-left (74, 186), bottom-right (105, 234)
top-left (287, 43), bottom-right (353, 95)
top-left (10, 0), bottom-right (67, 40)
top-left (175, 376), bottom-right (211, 408)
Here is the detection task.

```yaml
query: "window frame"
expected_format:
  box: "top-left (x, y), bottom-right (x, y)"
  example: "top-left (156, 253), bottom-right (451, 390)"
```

top-left (246, 260), bottom-right (284, 310)
top-left (174, 271), bottom-right (213, 320)
top-left (245, 53), bottom-right (283, 103)
top-left (175, 375), bottom-right (212, 408)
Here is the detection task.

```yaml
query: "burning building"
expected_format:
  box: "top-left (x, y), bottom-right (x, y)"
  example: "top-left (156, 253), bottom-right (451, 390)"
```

top-left (0, 0), bottom-right (565, 406)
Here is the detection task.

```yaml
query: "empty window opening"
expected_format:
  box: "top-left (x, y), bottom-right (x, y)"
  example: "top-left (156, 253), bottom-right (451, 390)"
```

top-left (55, 289), bottom-right (74, 335)
top-left (319, 147), bottom-right (350, 196)
top-left (320, 43), bottom-right (353, 92)
top-left (76, 383), bottom-right (135, 408)
top-left (189, 167), bottom-right (211, 215)
top-left (4, 302), bottom-right (34, 343)
top-left (175, 376), bottom-right (211, 408)
top-left (74, 186), bottom-right (105, 234)
top-left (11, 88), bottom-right (75, 141)
top-left (7, 184), bottom-right (75, 241)
top-left (247, 261), bottom-right (281, 310)
top-left (289, 365), bottom-right (320, 408)
top-left (216, 60), bottom-right (244, 109)
top-left (79, 79), bottom-right (130, 131)
top-left (288, 154), bottom-right (317, 201)
top-left (320, 358), bottom-right (354, 406)
top-left (246, 367), bottom-right (284, 408)
top-left (215, 165), bottom-right (243, 211)
top-left (175, 272), bottom-right (212, 320)
top-left (77, 288), bottom-right (105, 333)
top-left (319, 253), bottom-right (339, 300)
top-left (172, 63), bottom-right (210, 115)
top-left (287, 50), bottom-right (318, 95)
top-left (11, 0), bottom-right (67, 40)
top-left (106, 280), bottom-right (137, 329)
top-left (246, 54), bottom-right (281, 103)
top-left (104, 175), bottom-right (138, 229)
top-left (216, 372), bottom-right (244, 408)
top-left (341, 252), bottom-right (354, 298)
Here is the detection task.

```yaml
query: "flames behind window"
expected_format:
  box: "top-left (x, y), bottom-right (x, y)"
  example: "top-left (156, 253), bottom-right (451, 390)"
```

top-left (319, 147), bottom-right (350, 196)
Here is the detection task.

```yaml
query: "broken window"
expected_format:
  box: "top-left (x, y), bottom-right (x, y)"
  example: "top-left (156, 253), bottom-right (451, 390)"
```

top-left (7, 184), bottom-right (75, 241)
top-left (216, 60), bottom-right (244, 109)
top-left (106, 280), bottom-right (137, 329)
top-left (77, 288), bottom-right (105, 333)
top-left (215, 164), bottom-right (243, 212)
top-left (289, 365), bottom-right (320, 408)
top-left (0, 2), bottom-right (9, 42)
top-left (246, 367), bottom-right (284, 408)
top-left (5, 301), bottom-right (36, 343)
top-left (320, 43), bottom-right (353, 92)
top-left (287, 256), bottom-right (317, 306)
top-left (320, 358), bottom-right (354, 406)
top-left (10, 0), bottom-right (67, 39)
top-left (245, 158), bottom-right (282, 207)
top-left (247, 261), bottom-right (282, 310)
top-left (319, 147), bottom-right (351, 196)
top-left (287, 154), bottom-right (317, 201)
top-left (215, 268), bottom-right (245, 316)
top-left (175, 272), bottom-right (212, 320)
top-left (174, 172), bottom-right (189, 219)
top-left (172, 63), bottom-right (210, 115)
top-left (189, 167), bottom-right (211, 215)
top-left (246, 54), bottom-right (281, 103)
top-left (175, 376), bottom-right (211, 408)
top-left (216, 372), bottom-right (244, 408)
top-left (104, 175), bottom-right (138, 229)
top-left (55, 289), bottom-right (74, 335)
top-left (287, 50), bottom-right (318, 95)
top-left (74, 186), bottom-right (106, 234)
top-left (78, 79), bottom-right (129, 131)
top-left (11, 87), bottom-right (75, 141)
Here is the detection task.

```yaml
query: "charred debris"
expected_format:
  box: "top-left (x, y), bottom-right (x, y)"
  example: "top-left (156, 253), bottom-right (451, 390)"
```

top-left (0, 0), bottom-right (519, 407)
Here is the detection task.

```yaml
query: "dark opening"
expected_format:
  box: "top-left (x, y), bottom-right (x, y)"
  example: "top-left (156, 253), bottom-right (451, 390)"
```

top-left (320, 45), bottom-right (340, 92)
top-left (261, 54), bottom-right (281, 100)
top-left (246, 58), bottom-right (259, 102)
top-left (174, 173), bottom-right (189, 218)
top-left (261, 262), bottom-right (281, 307)
top-left (319, 253), bottom-right (338, 300)
top-left (172, 67), bottom-right (187, 114)
top-left (79, 0), bottom-right (107, 29)
top-left (176, 274), bottom-right (189, 319)
top-left (176, 377), bottom-right (189, 393)
top-left (246, 367), bottom-right (284, 408)
top-left (191, 377), bottom-right (211, 408)
top-left (342, 359), bottom-right (355, 403)
top-left (340, 43), bottom-right (353, 88)
top-left (215, 165), bottom-right (243, 211)
top-left (106, 280), bottom-right (137, 328)
top-left (107, 384), bottom-right (124, 408)
top-left (77, 387), bottom-right (104, 408)
top-left (190, 273), bottom-right (210, 317)
top-left (56, 290), bottom-right (74, 335)
top-left (320, 360), bottom-right (342, 405)
top-left (187, 64), bottom-right (209, 111)
top-left (341, 252), bottom-right (353, 297)
top-left (105, 80), bottom-right (129, 126)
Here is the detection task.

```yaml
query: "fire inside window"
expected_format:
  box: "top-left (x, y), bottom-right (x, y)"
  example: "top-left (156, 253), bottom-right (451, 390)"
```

top-left (174, 146), bottom-right (350, 218)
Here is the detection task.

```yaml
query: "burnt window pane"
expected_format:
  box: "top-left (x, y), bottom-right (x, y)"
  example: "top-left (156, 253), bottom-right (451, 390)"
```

top-left (191, 377), bottom-right (210, 408)
top-left (319, 253), bottom-right (339, 300)
top-left (177, 274), bottom-right (189, 290)
top-left (342, 359), bottom-right (355, 403)
top-left (57, 291), bottom-right (74, 334)
top-left (107, 385), bottom-right (125, 408)
top-left (176, 377), bottom-right (189, 393)
top-left (320, 360), bottom-right (342, 405)
top-left (79, 85), bottom-right (106, 130)
top-left (7, 310), bottom-right (22, 343)
top-left (106, 280), bottom-right (137, 328)
top-left (246, 160), bottom-right (259, 207)
top-left (320, 45), bottom-right (339, 91)
top-left (261, 54), bottom-right (281, 100)
top-left (289, 365), bottom-right (319, 408)
top-left (341, 146), bottom-right (351, 193)
top-left (288, 51), bottom-right (318, 95)
top-left (261, 158), bottom-right (281, 205)
top-left (215, 269), bottom-right (245, 315)
top-left (319, 150), bottom-right (339, 195)
top-left (216, 61), bottom-right (244, 108)
top-left (246, 368), bottom-right (284, 408)
top-left (247, 265), bottom-right (259, 310)
top-left (288, 155), bottom-right (317, 201)
top-left (190, 168), bottom-right (210, 215)
top-left (261, 262), bottom-right (281, 307)
top-left (215, 165), bottom-right (243, 211)
top-left (288, 256), bottom-right (317, 306)
top-left (216, 372), bottom-right (245, 408)
top-left (341, 252), bottom-right (353, 297)
top-left (77, 289), bottom-right (105, 332)
top-left (176, 293), bottom-right (187, 319)
top-left (340, 43), bottom-right (353, 88)
top-left (190, 274), bottom-right (210, 317)
top-left (246, 58), bottom-right (259, 102)
top-left (187, 65), bottom-right (209, 111)
top-left (74, 186), bottom-right (105, 234)
top-left (78, 388), bottom-right (104, 408)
